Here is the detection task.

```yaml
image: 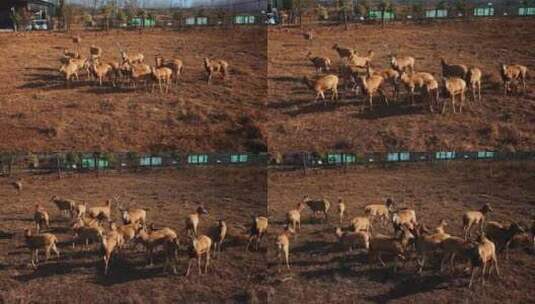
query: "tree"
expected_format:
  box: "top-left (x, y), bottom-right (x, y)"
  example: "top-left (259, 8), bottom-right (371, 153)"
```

top-left (0, 153), bottom-right (16, 176)
top-left (214, 9), bottom-right (227, 27)
top-left (147, 12), bottom-right (156, 24)
top-left (65, 152), bottom-right (81, 170)
top-left (436, 0), bottom-right (447, 11)
top-left (411, 0), bottom-right (424, 20)
top-left (378, 0), bottom-right (393, 27)
top-left (126, 152), bottom-right (139, 170)
top-left (116, 9), bottom-right (127, 25)
top-left (393, 0), bottom-right (411, 20)
top-left (92, 0), bottom-right (100, 15)
top-left (83, 13), bottom-right (93, 28)
top-left (57, 0), bottom-right (77, 31)
top-left (19, 7), bottom-right (32, 31)
top-left (337, 0), bottom-right (352, 30)
top-left (172, 10), bottom-right (184, 27)
top-left (101, 152), bottom-right (116, 169)
top-left (101, 4), bottom-right (114, 31)
top-left (291, 0), bottom-right (314, 27)
top-left (124, 1), bottom-right (138, 24)
top-left (28, 153), bottom-right (39, 169)
top-left (521, 0), bottom-right (534, 7)
top-left (317, 4), bottom-right (329, 21)
top-left (10, 10), bottom-right (22, 32)
top-left (355, 0), bottom-right (369, 18)
top-left (454, 0), bottom-right (467, 19)
top-left (57, 0), bottom-right (65, 28)
top-left (137, 9), bottom-right (147, 28)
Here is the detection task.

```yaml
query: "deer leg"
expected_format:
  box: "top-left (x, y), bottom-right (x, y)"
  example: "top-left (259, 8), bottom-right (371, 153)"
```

top-left (469, 266), bottom-right (478, 288)
top-left (52, 244), bottom-right (59, 259)
top-left (285, 249), bottom-right (290, 270)
top-left (185, 259), bottom-right (193, 276)
top-left (481, 263), bottom-right (487, 285)
top-left (245, 238), bottom-right (252, 252)
top-left (377, 254), bottom-right (386, 267)
top-left (460, 90), bottom-right (465, 113)
top-left (440, 253), bottom-right (449, 272)
top-left (418, 254), bottom-right (426, 273)
top-left (429, 91), bottom-right (435, 113)
top-left (45, 247), bottom-right (51, 262)
top-left (494, 256), bottom-right (500, 278)
top-left (441, 94), bottom-right (448, 114)
top-left (380, 88), bottom-right (389, 105)
top-left (450, 253), bottom-right (457, 273)
top-left (205, 252), bottom-right (210, 274)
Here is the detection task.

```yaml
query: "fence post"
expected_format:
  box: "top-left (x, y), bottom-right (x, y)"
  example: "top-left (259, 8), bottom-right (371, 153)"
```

top-left (56, 154), bottom-right (63, 179)
top-left (302, 152), bottom-right (307, 176)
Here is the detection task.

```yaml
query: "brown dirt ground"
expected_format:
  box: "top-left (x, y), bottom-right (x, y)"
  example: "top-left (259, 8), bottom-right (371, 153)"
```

top-left (267, 19), bottom-right (535, 152)
top-left (0, 27), bottom-right (267, 152)
top-left (0, 167), bottom-right (271, 303)
top-left (267, 161), bottom-right (535, 303)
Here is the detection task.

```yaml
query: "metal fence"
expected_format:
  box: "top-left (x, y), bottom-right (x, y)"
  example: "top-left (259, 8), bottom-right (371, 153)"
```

top-left (1, 151), bottom-right (533, 174)
top-left (272, 3), bottom-right (535, 26)
top-left (0, 152), bottom-right (268, 175)
top-left (271, 151), bottom-right (535, 169)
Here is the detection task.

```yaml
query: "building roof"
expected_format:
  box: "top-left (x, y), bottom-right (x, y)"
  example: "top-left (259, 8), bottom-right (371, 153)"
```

top-left (0, 0), bottom-right (55, 10)
top-left (31, 0), bottom-right (56, 7)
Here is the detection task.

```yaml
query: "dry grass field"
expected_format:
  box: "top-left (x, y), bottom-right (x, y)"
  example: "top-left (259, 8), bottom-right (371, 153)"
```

top-left (0, 27), bottom-right (267, 152)
top-left (0, 167), bottom-right (271, 303)
top-left (267, 161), bottom-right (535, 303)
top-left (267, 19), bottom-right (535, 152)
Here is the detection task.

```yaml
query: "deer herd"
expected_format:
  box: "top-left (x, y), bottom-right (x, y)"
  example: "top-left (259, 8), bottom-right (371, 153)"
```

top-left (273, 196), bottom-right (534, 289)
top-left (302, 42), bottom-right (529, 113)
top-left (19, 194), bottom-right (244, 277)
top-left (3, 175), bottom-right (534, 290)
top-left (58, 35), bottom-right (229, 93)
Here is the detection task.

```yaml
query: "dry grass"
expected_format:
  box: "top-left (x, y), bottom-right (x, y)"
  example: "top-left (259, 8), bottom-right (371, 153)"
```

top-left (267, 19), bottom-right (535, 152)
top-left (0, 27), bottom-right (267, 152)
top-left (0, 167), bottom-right (270, 303)
top-left (267, 161), bottom-right (535, 303)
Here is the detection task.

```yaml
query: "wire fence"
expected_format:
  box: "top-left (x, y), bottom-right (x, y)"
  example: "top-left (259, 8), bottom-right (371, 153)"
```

top-left (0, 152), bottom-right (269, 175)
top-left (1, 151), bottom-right (534, 175)
top-left (270, 151), bottom-right (535, 170)
top-left (272, 3), bottom-right (535, 27)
